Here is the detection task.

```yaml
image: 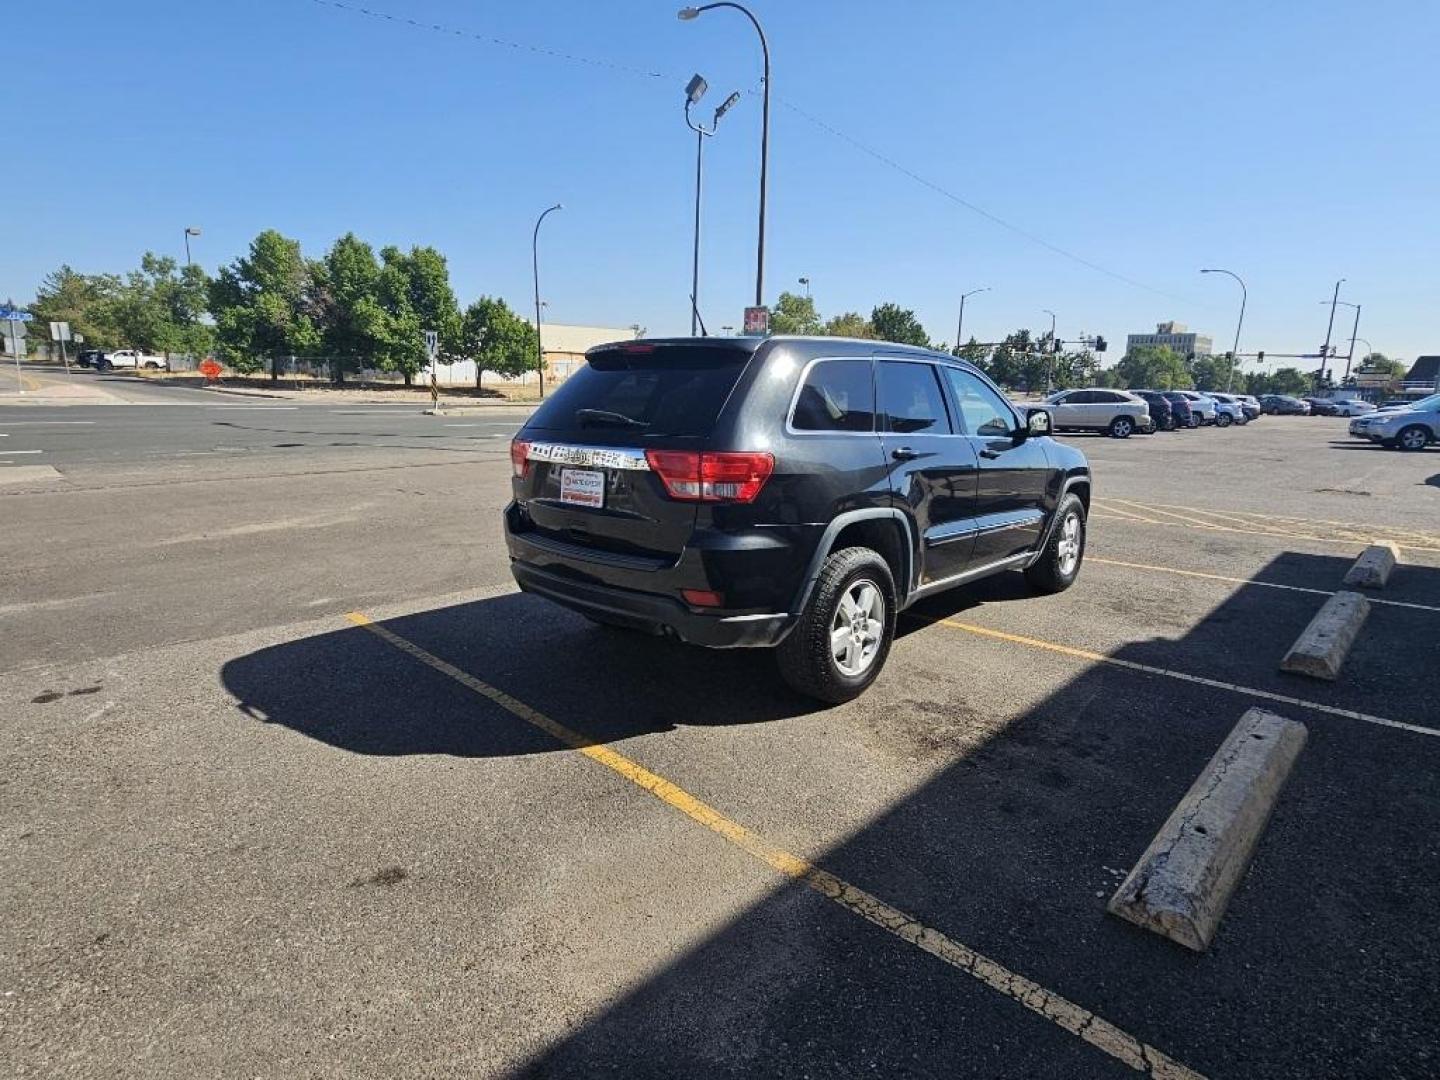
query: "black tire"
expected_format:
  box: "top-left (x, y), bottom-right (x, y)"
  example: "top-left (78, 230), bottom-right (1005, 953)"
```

top-left (99, 359), bottom-right (113, 371)
top-left (1025, 494), bottom-right (1086, 595)
top-left (1396, 425), bottom-right (1430, 452)
top-left (776, 546), bottom-right (896, 704)
top-left (1108, 416), bottom-right (1134, 439)
top-left (1186, 413), bottom-right (1200, 429)
top-left (1216, 412), bottom-right (1233, 427)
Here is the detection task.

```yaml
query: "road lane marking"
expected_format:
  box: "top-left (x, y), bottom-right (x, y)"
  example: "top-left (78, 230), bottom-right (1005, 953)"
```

top-left (1090, 499), bottom-right (1440, 554)
top-left (329, 409), bottom-right (425, 415)
top-left (928, 618), bottom-right (1435, 737)
top-left (344, 610), bottom-right (1203, 1079)
top-left (205, 406), bottom-right (299, 411)
top-left (0, 420), bottom-right (96, 425)
top-left (4, 450), bottom-right (42, 454)
top-left (1088, 557), bottom-right (1440, 615)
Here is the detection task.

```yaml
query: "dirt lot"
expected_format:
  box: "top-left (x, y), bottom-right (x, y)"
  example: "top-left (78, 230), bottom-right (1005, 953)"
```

top-left (2, 407), bottom-right (1437, 1078)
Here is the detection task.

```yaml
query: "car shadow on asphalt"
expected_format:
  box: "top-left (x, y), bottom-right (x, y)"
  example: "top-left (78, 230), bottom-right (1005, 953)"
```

top-left (220, 554), bottom-right (1440, 1078)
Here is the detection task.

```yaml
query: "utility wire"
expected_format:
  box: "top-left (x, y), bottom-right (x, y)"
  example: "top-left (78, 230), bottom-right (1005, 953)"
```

top-left (306, 0), bottom-right (1183, 301)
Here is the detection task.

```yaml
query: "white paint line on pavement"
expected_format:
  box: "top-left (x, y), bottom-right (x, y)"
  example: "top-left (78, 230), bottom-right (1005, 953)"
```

top-left (0, 420), bottom-right (96, 425)
top-left (1089, 556), bottom-right (1440, 615)
top-left (5, 450), bottom-right (42, 454)
top-left (206, 406), bottom-right (300, 411)
top-left (330, 409), bottom-right (424, 415)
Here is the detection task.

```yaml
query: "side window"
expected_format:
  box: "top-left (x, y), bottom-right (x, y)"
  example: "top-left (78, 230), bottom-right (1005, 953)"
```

top-left (878, 361), bottom-right (951, 434)
top-left (790, 358), bottom-right (875, 432)
top-left (944, 367), bottom-right (1018, 438)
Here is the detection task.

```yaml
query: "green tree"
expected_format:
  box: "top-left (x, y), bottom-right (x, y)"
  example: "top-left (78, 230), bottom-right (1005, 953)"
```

top-left (373, 245), bottom-right (461, 386)
top-left (1113, 345), bottom-right (1193, 390)
top-left (953, 336), bottom-right (988, 365)
top-left (870, 303), bottom-right (930, 347)
top-left (210, 230), bottom-right (321, 376)
top-left (318, 233), bottom-right (384, 382)
top-left (96, 253), bottom-right (214, 358)
top-left (28, 266), bottom-right (124, 350)
top-left (1190, 352), bottom-right (1242, 392)
top-left (823, 311), bottom-right (874, 339)
top-left (986, 329), bottom-right (1035, 389)
top-left (769, 291), bottom-right (822, 335)
top-left (461, 296), bottom-right (538, 385)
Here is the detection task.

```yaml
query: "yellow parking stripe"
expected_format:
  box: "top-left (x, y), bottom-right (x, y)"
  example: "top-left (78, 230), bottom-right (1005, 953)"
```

top-left (1087, 556), bottom-right (1440, 615)
top-left (344, 610), bottom-right (1203, 1079)
top-left (931, 618), bottom-right (1436, 737)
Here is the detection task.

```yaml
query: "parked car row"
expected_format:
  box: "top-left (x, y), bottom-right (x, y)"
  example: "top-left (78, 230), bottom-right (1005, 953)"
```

top-left (1347, 392), bottom-right (1440, 451)
top-left (1255, 394), bottom-right (1376, 417)
top-left (1041, 388), bottom-right (1260, 436)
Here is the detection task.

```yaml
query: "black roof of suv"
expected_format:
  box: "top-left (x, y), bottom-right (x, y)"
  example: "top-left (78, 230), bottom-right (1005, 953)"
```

top-left (505, 335), bottom-right (1091, 702)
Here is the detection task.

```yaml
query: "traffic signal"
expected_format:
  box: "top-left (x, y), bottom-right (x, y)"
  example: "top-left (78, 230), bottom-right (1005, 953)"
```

top-left (1095, 336), bottom-right (1107, 352)
top-left (1257, 350), bottom-right (1265, 362)
top-left (1225, 351), bottom-right (1234, 361)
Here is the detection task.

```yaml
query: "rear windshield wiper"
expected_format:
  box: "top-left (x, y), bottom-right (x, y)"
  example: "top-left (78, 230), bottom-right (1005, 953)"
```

top-left (576, 408), bottom-right (649, 429)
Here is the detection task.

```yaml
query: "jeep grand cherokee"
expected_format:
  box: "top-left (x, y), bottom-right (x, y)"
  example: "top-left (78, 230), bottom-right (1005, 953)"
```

top-left (505, 336), bottom-right (1091, 702)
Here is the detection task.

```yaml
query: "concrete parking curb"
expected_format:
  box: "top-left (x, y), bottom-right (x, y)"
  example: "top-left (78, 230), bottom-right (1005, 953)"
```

top-left (1280, 591), bottom-right (1370, 681)
top-left (1343, 543), bottom-right (1399, 589)
top-left (1108, 707), bottom-right (1307, 952)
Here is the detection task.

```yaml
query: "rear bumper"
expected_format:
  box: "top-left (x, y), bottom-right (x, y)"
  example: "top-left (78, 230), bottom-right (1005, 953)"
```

top-left (510, 560), bottom-right (791, 647)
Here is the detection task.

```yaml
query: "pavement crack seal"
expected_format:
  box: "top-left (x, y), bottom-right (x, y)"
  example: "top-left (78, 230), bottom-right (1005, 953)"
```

top-left (343, 610), bottom-right (1203, 1079)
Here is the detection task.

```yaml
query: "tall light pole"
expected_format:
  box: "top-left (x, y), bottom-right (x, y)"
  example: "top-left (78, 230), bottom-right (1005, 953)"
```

top-left (1353, 337), bottom-right (1375, 368)
top-left (683, 75), bottom-right (741, 336)
top-left (184, 226), bottom-right (201, 267)
top-left (1319, 278), bottom-right (1344, 387)
top-left (679, 3), bottom-right (770, 310)
top-left (1200, 268), bottom-right (1247, 392)
top-left (798, 276), bottom-right (810, 298)
top-left (1043, 309), bottom-right (1057, 392)
top-left (955, 286), bottom-right (989, 353)
top-left (1317, 298), bottom-right (1360, 383)
top-left (532, 203), bottom-right (563, 399)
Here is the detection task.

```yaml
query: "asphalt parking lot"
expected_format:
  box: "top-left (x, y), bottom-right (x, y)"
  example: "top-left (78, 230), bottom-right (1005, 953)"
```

top-left (3, 381), bottom-right (1438, 1079)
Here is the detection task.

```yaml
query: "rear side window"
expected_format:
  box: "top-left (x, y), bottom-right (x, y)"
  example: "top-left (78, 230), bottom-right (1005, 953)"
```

top-left (791, 359), bottom-right (875, 432)
top-left (526, 345), bottom-right (750, 437)
top-left (878, 361), bottom-right (951, 434)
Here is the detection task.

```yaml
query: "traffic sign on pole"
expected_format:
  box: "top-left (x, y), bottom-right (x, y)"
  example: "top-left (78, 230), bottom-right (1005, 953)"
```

top-left (424, 329), bottom-right (439, 411)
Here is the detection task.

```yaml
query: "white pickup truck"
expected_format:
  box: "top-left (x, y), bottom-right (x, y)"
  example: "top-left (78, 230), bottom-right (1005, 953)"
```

top-left (100, 349), bottom-right (167, 371)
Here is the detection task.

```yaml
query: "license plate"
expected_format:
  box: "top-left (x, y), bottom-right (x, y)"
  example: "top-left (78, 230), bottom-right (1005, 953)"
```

top-left (559, 468), bottom-right (605, 508)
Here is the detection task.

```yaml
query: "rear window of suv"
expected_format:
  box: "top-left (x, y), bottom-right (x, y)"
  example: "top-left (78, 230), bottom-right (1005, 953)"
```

top-left (526, 344), bottom-right (752, 437)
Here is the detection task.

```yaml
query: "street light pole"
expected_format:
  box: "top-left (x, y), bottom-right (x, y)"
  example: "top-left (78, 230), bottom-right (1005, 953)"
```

top-left (1200, 268), bottom-right (1247, 392)
top-left (955, 286), bottom-right (989, 353)
top-left (1043, 309), bottom-right (1057, 393)
top-left (1319, 278), bottom-right (1344, 386)
top-left (798, 276), bottom-right (809, 299)
top-left (683, 77), bottom-right (740, 336)
top-left (679, 3), bottom-right (770, 309)
top-left (1344, 303), bottom-right (1361, 383)
top-left (532, 203), bottom-right (563, 399)
top-left (184, 226), bottom-right (201, 267)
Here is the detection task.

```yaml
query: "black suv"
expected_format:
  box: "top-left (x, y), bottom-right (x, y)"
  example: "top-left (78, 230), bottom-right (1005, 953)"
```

top-left (504, 337), bottom-right (1091, 702)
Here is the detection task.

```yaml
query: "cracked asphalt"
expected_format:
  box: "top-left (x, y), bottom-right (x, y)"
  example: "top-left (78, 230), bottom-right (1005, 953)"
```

top-left (2, 389), bottom-right (1438, 1078)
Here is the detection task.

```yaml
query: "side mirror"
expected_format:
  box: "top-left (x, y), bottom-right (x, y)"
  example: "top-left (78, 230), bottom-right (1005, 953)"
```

top-left (1022, 407), bottom-right (1052, 439)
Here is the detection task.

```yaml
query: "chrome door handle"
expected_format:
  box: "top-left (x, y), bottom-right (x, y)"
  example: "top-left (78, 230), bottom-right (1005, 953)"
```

top-left (979, 448), bottom-right (1002, 459)
top-left (891, 446), bottom-right (918, 461)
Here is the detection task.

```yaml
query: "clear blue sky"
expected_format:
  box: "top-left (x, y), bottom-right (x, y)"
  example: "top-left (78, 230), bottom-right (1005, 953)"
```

top-left (10, 0), bottom-right (1439, 367)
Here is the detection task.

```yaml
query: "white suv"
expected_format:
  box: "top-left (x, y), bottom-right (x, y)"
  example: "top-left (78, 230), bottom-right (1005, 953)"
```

top-left (1043, 389), bottom-right (1155, 438)
top-left (100, 349), bottom-right (167, 371)
top-left (1175, 391), bottom-right (1218, 425)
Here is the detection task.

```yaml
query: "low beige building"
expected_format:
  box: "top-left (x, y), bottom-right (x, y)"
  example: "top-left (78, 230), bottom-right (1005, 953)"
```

top-left (430, 322), bottom-right (637, 387)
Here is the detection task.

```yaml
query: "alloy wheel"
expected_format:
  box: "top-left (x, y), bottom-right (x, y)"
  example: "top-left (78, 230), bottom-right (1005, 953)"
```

top-left (830, 579), bottom-right (885, 677)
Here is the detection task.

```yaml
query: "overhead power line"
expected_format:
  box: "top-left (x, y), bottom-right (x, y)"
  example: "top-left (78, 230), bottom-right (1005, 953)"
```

top-left (306, 0), bottom-right (1183, 302)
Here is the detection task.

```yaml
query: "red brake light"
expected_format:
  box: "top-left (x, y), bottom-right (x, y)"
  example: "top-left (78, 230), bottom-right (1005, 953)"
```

top-left (644, 450), bottom-right (774, 503)
top-left (510, 439), bottom-right (531, 477)
top-left (621, 343), bottom-right (657, 354)
top-left (681, 589), bottom-right (725, 608)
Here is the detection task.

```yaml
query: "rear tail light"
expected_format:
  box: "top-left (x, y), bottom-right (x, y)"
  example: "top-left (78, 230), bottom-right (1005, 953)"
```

top-left (510, 439), bottom-right (530, 478)
top-left (681, 589), bottom-right (725, 608)
top-left (644, 450), bottom-right (774, 503)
